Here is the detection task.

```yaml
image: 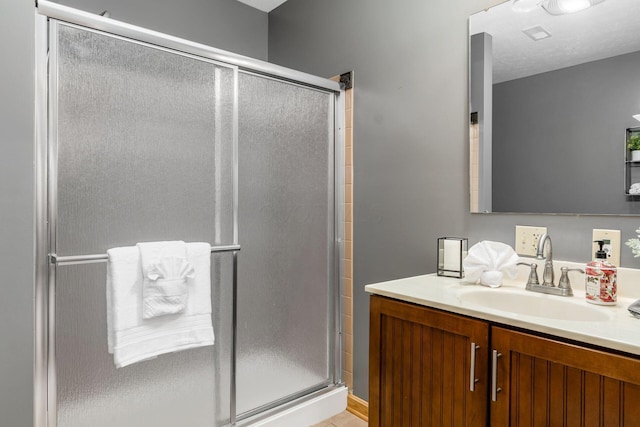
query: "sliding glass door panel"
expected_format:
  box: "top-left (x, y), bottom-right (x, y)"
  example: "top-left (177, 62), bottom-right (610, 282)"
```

top-left (54, 23), bottom-right (235, 257)
top-left (52, 23), bottom-right (235, 427)
top-left (236, 72), bottom-right (334, 415)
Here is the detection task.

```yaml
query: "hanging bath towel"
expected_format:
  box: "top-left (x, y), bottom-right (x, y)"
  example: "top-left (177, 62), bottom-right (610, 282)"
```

top-left (106, 242), bottom-right (214, 368)
top-left (136, 241), bottom-right (194, 319)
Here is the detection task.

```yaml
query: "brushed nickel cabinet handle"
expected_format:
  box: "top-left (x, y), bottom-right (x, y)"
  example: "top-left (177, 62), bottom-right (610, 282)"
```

top-left (470, 342), bottom-right (480, 391)
top-left (491, 349), bottom-right (503, 402)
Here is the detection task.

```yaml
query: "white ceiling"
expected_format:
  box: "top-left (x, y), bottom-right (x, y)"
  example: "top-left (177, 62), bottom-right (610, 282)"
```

top-left (470, 0), bottom-right (640, 83)
top-left (235, 0), bottom-right (288, 13)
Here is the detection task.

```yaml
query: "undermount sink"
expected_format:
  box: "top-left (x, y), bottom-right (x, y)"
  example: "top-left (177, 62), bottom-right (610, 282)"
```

top-left (458, 288), bottom-right (612, 322)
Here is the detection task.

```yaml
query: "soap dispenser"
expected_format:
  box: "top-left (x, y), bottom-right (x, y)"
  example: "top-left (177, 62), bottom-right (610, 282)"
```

top-left (585, 240), bottom-right (617, 305)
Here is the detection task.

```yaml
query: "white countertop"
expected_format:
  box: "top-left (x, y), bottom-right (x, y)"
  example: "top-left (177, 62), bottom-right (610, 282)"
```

top-left (365, 261), bottom-right (640, 356)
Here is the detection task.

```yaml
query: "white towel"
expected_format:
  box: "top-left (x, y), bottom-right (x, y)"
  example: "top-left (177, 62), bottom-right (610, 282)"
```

top-left (137, 241), bottom-right (194, 319)
top-left (106, 242), bottom-right (214, 368)
top-left (463, 241), bottom-right (519, 288)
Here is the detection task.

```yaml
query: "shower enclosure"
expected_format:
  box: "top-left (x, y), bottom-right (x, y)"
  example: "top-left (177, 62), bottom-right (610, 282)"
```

top-left (34, 2), bottom-right (345, 426)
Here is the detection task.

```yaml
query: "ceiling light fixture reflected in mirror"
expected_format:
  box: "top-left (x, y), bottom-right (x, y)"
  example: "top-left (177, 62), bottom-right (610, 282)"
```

top-left (542, 0), bottom-right (605, 15)
top-left (512, 0), bottom-right (541, 13)
top-left (513, 0), bottom-right (605, 14)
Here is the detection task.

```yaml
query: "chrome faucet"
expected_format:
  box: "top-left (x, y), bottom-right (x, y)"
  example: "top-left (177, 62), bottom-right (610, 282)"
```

top-left (536, 233), bottom-right (554, 286)
top-left (517, 233), bottom-right (583, 297)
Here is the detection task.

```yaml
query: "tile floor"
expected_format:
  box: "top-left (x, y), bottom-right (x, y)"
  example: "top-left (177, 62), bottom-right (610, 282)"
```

top-left (311, 410), bottom-right (367, 427)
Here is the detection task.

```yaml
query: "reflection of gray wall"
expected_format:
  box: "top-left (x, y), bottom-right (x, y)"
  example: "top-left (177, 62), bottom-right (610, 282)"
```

top-left (493, 51), bottom-right (640, 214)
top-left (2, 1), bottom-right (266, 426)
top-left (470, 33), bottom-right (493, 212)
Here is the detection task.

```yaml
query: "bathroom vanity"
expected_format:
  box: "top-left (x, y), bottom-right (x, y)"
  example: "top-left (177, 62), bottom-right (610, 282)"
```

top-left (366, 271), bottom-right (640, 426)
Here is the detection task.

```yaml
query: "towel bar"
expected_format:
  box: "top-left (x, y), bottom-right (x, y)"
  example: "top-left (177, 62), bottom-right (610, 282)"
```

top-left (49, 244), bottom-right (241, 266)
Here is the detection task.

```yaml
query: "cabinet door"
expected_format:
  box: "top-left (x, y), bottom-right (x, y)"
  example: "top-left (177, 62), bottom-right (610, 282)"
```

top-left (369, 295), bottom-right (489, 427)
top-left (491, 327), bottom-right (640, 427)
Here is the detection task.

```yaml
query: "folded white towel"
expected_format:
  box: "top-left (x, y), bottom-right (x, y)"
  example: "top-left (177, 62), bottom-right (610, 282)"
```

top-left (463, 241), bottom-right (519, 288)
top-left (107, 242), bottom-right (214, 368)
top-left (137, 241), bottom-right (194, 319)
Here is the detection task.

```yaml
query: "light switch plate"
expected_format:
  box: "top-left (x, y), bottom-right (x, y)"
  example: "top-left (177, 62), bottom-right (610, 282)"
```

top-left (592, 229), bottom-right (621, 267)
top-left (515, 225), bottom-right (547, 256)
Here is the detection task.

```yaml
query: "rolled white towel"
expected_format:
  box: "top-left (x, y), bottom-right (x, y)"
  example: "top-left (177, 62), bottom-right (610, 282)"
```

top-left (463, 241), bottom-right (519, 288)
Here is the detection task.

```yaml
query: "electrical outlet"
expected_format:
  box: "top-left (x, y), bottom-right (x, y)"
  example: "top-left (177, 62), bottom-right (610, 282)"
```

top-left (515, 225), bottom-right (548, 256)
top-left (592, 229), bottom-right (621, 266)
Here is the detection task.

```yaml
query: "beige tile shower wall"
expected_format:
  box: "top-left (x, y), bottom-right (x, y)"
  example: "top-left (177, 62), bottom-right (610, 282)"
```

top-left (470, 123), bottom-right (479, 212)
top-left (343, 87), bottom-right (354, 391)
top-left (331, 75), bottom-right (354, 391)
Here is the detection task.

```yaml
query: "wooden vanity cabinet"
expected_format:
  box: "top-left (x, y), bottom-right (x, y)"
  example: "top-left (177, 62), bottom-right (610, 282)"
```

top-left (369, 295), bottom-right (490, 426)
top-left (491, 327), bottom-right (640, 427)
top-left (370, 295), bottom-right (640, 427)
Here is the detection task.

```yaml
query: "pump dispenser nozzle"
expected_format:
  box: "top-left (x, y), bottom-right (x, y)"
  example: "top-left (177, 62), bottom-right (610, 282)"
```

top-left (593, 240), bottom-right (607, 259)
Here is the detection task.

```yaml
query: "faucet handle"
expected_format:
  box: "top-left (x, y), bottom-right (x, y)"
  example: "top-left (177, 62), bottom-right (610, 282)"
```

top-left (558, 267), bottom-right (585, 290)
top-left (517, 262), bottom-right (540, 288)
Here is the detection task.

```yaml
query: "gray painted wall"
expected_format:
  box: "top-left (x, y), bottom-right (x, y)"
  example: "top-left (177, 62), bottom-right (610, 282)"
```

top-left (7, 0), bottom-right (640, 418)
top-left (269, 0), bottom-right (640, 401)
top-left (53, 0), bottom-right (268, 60)
top-left (0, 1), bottom-right (35, 425)
top-left (493, 51), bottom-right (640, 214)
top-left (1, 1), bottom-right (265, 425)
top-left (269, 0), bottom-right (504, 400)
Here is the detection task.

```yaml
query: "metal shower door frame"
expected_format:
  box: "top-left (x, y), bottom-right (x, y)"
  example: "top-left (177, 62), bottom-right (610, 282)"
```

top-left (34, 2), bottom-right (345, 426)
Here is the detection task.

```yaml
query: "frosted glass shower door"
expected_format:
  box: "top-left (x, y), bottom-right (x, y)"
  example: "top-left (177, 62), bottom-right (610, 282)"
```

top-left (51, 22), bottom-right (236, 427)
top-left (236, 73), bottom-right (336, 416)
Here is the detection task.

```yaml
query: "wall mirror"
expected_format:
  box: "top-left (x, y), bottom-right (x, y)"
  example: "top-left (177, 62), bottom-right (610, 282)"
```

top-left (469, 0), bottom-right (640, 215)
